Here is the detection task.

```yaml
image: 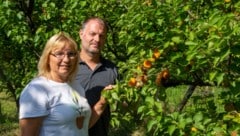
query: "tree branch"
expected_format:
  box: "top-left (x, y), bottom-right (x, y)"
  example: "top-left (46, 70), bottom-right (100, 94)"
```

top-left (176, 84), bottom-right (197, 112)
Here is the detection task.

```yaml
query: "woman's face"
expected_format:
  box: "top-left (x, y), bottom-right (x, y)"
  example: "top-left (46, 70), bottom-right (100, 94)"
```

top-left (48, 44), bottom-right (77, 82)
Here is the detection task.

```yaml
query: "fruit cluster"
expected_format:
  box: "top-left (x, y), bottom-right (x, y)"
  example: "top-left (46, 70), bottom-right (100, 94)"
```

top-left (128, 48), bottom-right (169, 88)
top-left (155, 69), bottom-right (170, 87)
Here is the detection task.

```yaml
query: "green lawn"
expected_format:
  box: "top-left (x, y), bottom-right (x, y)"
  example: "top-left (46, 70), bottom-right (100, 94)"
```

top-left (0, 92), bottom-right (19, 136)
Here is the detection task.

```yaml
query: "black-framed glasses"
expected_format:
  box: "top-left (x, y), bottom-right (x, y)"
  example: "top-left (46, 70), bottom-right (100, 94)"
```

top-left (50, 51), bottom-right (77, 59)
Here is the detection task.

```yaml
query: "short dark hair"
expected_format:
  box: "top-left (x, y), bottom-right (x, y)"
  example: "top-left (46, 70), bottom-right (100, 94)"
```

top-left (81, 17), bottom-right (108, 32)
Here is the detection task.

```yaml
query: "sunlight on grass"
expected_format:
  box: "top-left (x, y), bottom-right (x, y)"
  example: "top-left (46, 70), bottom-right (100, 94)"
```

top-left (0, 92), bottom-right (19, 136)
top-left (165, 86), bottom-right (227, 114)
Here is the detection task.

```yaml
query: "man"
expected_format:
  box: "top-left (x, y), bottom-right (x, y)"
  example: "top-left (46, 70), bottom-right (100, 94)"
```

top-left (74, 17), bottom-right (118, 136)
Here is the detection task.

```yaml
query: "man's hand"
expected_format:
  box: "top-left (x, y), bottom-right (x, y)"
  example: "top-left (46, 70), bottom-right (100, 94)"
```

top-left (101, 84), bottom-right (115, 103)
top-left (103, 84), bottom-right (115, 90)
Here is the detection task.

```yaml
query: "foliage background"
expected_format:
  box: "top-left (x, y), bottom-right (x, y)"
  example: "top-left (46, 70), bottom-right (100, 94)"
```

top-left (1, 0), bottom-right (240, 135)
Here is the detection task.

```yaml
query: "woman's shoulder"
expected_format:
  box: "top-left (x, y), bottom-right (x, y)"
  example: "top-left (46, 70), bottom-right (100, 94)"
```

top-left (22, 76), bottom-right (50, 93)
top-left (26, 76), bottom-right (47, 87)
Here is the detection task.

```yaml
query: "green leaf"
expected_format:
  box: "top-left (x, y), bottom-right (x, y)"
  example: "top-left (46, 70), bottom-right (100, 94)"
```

top-left (185, 41), bottom-right (198, 46)
top-left (137, 105), bottom-right (145, 114)
top-left (203, 118), bottom-right (212, 125)
top-left (127, 46), bottom-right (135, 55)
top-left (171, 36), bottom-right (181, 44)
top-left (147, 120), bottom-right (158, 132)
top-left (168, 125), bottom-right (176, 136)
top-left (155, 102), bottom-right (162, 113)
top-left (209, 72), bottom-right (217, 81)
top-left (193, 112), bottom-right (203, 122)
top-left (111, 92), bottom-right (119, 100)
top-left (145, 96), bottom-right (154, 105)
top-left (216, 73), bottom-right (224, 86)
top-left (189, 31), bottom-right (195, 41)
top-left (17, 12), bottom-right (23, 20)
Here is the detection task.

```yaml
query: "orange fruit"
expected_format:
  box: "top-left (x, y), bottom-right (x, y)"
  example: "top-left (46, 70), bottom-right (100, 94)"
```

top-left (155, 69), bottom-right (170, 86)
top-left (231, 130), bottom-right (238, 136)
top-left (152, 49), bottom-right (161, 59)
top-left (225, 0), bottom-right (231, 3)
top-left (128, 77), bottom-right (137, 87)
top-left (143, 60), bottom-right (152, 69)
top-left (162, 69), bottom-right (170, 79)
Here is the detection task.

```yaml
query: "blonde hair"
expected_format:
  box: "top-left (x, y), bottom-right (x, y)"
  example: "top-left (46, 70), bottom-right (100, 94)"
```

top-left (37, 32), bottom-right (79, 81)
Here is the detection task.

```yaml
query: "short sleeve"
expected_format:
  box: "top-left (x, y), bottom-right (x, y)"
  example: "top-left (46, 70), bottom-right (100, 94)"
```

top-left (19, 84), bottom-right (49, 119)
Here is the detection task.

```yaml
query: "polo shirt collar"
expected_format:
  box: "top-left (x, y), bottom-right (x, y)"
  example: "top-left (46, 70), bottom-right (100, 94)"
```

top-left (79, 57), bottom-right (105, 70)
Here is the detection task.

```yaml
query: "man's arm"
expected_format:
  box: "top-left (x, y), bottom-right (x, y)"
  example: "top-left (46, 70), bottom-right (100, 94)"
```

top-left (89, 85), bottom-right (114, 128)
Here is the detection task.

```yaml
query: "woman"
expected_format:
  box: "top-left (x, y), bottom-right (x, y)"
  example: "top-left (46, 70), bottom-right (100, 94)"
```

top-left (19, 32), bottom-right (107, 136)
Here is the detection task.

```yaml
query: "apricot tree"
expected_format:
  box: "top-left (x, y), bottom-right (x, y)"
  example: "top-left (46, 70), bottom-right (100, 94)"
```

top-left (1, 0), bottom-right (240, 135)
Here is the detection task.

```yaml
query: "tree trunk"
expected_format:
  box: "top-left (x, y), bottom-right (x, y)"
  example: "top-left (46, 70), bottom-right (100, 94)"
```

top-left (177, 85), bottom-right (197, 112)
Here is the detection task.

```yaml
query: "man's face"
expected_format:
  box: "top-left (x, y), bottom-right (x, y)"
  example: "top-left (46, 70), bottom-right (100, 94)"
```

top-left (80, 20), bottom-right (107, 55)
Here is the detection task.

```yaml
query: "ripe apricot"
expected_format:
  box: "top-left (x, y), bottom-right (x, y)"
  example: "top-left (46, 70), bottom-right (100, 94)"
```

top-left (128, 77), bottom-right (137, 87)
top-left (152, 49), bottom-right (160, 59)
top-left (162, 69), bottom-right (170, 79)
top-left (143, 60), bottom-right (152, 69)
top-left (231, 130), bottom-right (238, 136)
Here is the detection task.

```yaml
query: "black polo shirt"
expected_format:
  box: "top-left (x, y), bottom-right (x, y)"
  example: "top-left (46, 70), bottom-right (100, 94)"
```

top-left (75, 57), bottom-right (118, 136)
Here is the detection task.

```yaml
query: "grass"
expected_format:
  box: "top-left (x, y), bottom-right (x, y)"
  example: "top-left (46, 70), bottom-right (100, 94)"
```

top-left (165, 85), bottom-right (226, 114)
top-left (0, 91), bottom-right (19, 136)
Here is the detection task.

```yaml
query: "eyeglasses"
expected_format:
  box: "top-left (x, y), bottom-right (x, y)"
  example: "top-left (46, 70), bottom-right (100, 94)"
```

top-left (50, 51), bottom-right (77, 59)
